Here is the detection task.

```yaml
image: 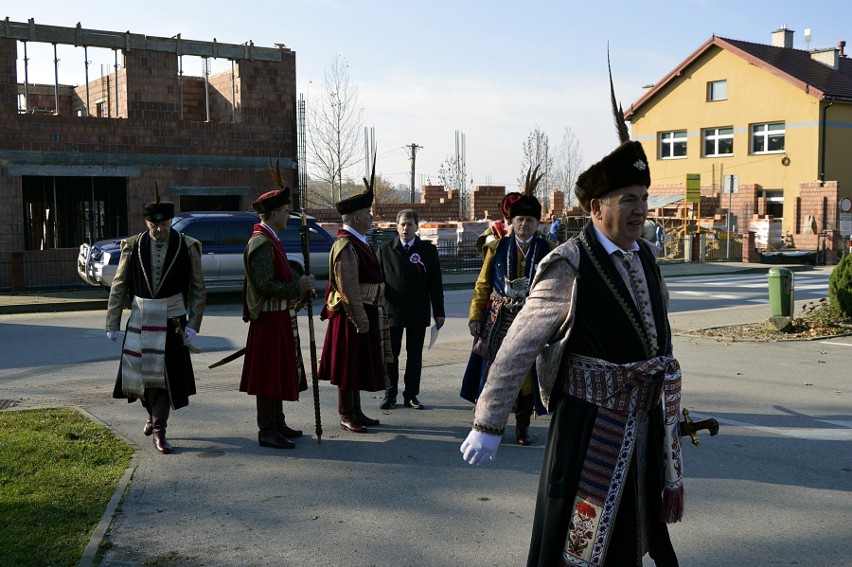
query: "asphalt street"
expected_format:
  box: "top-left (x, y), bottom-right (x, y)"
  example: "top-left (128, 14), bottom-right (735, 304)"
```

top-left (1, 282), bottom-right (850, 566)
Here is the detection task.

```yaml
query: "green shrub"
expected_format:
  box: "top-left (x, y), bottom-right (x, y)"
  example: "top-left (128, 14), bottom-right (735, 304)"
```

top-left (829, 254), bottom-right (852, 316)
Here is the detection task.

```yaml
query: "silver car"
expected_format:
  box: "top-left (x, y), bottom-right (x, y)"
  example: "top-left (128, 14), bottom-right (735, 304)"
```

top-left (77, 211), bottom-right (333, 291)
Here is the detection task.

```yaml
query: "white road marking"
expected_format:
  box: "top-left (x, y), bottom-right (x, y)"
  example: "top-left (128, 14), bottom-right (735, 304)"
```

top-left (689, 413), bottom-right (852, 441)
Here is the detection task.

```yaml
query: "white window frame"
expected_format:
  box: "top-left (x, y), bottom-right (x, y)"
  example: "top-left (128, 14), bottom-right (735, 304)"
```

top-left (703, 127), bottom-right (734, 157)
top-left (751, 122), bottom-right (785, 154)
top-left (659, 130), bottom-right (688, 159)
top-left (707, 80), bottom-right (727, 101)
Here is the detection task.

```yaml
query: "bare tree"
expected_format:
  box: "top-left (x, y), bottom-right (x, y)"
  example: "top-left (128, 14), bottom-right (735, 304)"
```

top-left (552, 127), bottom-right (584, 208)
top-left (437, 156), bottom-right (472, 220)
top-left (307, 55), bottom-right (364, 204)
top-left (518, 127), bottom-right (553, 204)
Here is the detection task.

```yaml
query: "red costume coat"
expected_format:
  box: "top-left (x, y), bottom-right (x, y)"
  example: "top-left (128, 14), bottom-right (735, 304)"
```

top-left (239, 223), bottom-right (307, 400)
top-left (317, 230), bottom-right (387, 392)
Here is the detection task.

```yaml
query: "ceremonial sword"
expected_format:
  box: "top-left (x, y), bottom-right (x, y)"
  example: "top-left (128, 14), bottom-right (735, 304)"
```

top-left (680, 408), bottom-right (720, 446)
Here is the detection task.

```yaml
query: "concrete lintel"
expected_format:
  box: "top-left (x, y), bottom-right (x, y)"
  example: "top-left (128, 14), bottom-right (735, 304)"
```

top-left (1, 150), bottom-right (296, 175)
top-left (7, 164), bottom-right (142, 177)
top-left (170, 186), bottom-right (252, 196)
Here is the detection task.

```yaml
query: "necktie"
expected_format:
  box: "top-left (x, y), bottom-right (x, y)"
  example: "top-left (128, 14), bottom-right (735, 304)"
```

top-left (617, 250), bottom-right (658, 350)
top-left (403, 243), bottom-right (411, 253)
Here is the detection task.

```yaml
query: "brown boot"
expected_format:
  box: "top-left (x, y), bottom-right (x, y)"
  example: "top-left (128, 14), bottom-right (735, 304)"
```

top-left (143, 416), bottom-right (154, 436)
top-left (339, 414), bottom-right (367, 433)
top-left (152, 430), bottom-right (172, 454)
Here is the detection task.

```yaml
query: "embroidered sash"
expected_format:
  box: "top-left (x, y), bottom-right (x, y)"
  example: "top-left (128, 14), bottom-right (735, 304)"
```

top-left (121, 296), bottom-right (169, 396)
top-left (561, 353), bottom-right (683, 567)
top-left (359, 282), bottom-right (392, 362)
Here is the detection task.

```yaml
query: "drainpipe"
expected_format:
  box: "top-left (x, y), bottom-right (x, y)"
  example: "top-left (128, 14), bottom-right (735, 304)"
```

top-left (819, 98), bottom-right (834, 182)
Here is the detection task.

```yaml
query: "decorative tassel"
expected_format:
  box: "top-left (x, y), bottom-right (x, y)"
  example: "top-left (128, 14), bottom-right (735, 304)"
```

top-left (661, 485), bottom-right (684, 523)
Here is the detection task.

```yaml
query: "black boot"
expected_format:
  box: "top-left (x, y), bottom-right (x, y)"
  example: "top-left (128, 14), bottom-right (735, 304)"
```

top-left (515, 393), bottom-right (534, 446)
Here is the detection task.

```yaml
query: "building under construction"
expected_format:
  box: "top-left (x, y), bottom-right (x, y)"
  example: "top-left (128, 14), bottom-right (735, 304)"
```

top-left (0, 18), bottom-right (298, 289)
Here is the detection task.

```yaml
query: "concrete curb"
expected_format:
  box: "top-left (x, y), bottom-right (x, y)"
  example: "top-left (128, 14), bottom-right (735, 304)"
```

top-left (75, 407), bottom-right (138, 567)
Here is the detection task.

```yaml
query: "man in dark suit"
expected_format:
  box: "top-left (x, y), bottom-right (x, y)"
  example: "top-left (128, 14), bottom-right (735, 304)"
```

top-left (377, 209), bottom-right (445, 410)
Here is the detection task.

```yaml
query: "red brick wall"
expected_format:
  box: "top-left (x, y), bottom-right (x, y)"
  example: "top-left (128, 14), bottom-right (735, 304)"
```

top-left (0, 37), bottom-right (299, 288)
top-left (471, 185), bottom-right (508, 221)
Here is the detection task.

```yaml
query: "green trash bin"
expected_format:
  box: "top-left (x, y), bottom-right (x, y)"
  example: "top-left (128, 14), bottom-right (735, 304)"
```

top-left (767, 267), bottom-right (795, 317)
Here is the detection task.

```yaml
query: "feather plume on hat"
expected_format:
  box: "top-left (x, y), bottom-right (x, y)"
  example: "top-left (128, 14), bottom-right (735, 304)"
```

top-left (574, 46), bottom-right (651, 212)
top-left (251, 158), bottom-right (291, 213)
top-left (509, 164), bottom-right (543, 220)
top-left (143, 180), bottom-right (175, 222)
top-left (335, 149), bottom-right (377, 215)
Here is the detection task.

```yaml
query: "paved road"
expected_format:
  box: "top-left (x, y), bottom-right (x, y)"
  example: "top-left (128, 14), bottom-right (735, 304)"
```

top-left (1, 299), bottom-right (851, 566)
top-left (667, 270), bottom-right (831, 311)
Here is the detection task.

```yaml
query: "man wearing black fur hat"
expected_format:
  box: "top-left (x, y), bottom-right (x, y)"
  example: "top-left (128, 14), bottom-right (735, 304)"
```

top-left (318, 164), bottom-right (390, 433)
top-left (106, 189), bottom-right (206, 454)
top-left (460, 66), bottom-right (683, 565)
top-left (460, 167), bottom-right (555, 446)
top-left (240, 187), bottom-right (316, 449)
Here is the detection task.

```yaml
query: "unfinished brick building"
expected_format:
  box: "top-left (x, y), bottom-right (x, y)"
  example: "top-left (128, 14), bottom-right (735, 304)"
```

top-left (0, 18), bottom-right (298, 289)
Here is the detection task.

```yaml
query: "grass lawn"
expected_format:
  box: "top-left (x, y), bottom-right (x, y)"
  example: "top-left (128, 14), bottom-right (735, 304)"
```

top-left (0, 408), bottom-right (133, 567)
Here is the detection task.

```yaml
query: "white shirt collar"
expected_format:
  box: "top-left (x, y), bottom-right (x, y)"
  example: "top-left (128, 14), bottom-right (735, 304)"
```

top-left (343, 224), bottom-right (368, 244)
top-left (517, 236), bottom-right (533, 247)
top-left (400, 237), bottom-right (415, 248)
top-left (592, 224), bottom-right (639, 256)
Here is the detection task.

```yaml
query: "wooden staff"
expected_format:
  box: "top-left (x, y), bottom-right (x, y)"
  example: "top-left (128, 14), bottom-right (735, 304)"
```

top-left (300, 211), bottom-right (323, 443)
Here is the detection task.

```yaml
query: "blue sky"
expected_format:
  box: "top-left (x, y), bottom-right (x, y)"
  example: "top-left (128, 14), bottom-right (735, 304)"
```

top-left (7, 1), bottom-right (852, 192)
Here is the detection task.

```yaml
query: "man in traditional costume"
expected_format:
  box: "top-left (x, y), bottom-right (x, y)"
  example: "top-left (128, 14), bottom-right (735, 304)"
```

top-left (376, 208), bottom-right (445, 410)
top-left (318, 169), bottom-right (390, 433)
top-left (461, 167), bottom-right (555, 446)
top-left (240, 187), bottom-right (316, 449)
top-left (107, 189), bottom-right (206, 454)
top-left (475, 191), bottom-right (523, 257)
top-left (460, 70), bottom-right (683, 566)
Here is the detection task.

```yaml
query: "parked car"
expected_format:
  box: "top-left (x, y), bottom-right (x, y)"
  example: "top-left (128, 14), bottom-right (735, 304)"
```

top-left (77, 211), bottom-right (334, 291)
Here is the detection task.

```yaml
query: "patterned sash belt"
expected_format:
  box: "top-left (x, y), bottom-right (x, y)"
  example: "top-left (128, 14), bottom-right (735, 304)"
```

top-left (360, 282), bottom-right (392, 363)
top-left (564, 353), bottom-right (665, 413)
top-left (260, 296), bottom-right (299, 313)
top-left (559, 353), bottom-right (684, 567)
top-left (471, 290), bottom-right (523, 360)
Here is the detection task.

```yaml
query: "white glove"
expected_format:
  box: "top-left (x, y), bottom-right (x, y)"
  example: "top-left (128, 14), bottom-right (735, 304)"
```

top-left (106, 330), bottom-right (118, 342)
top-left (183, 327), bottom-right (197, 345)
top-left (460, 429), bottom-right (501, 465)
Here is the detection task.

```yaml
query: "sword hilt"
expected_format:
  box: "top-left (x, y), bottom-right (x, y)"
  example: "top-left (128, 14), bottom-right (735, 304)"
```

top-left (680, 408), bottom-right (720, 446)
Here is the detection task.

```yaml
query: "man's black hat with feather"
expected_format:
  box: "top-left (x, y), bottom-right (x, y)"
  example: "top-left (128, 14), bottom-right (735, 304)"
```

top-left (509, 164), bottom-right (543, 220)
top-left (335, 152), bottom-right (377, 215)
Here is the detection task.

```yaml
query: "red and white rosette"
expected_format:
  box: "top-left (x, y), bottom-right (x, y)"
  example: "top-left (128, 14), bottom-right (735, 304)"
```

top-left (409, 252), bottom-right (426, 274)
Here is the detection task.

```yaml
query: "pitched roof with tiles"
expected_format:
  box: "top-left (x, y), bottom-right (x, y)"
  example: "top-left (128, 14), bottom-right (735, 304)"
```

top-left (625, 36), bottom-right (852, 118)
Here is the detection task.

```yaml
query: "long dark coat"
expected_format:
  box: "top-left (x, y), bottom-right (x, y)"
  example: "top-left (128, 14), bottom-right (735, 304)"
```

top-left (376, 236), bottom-right (445, 328)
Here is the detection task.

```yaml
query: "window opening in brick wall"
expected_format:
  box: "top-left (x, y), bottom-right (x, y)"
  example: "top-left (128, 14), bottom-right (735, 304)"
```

top-left (16, 41), bottom-right (123, 118)
top-left (22, 176), bottom-right (128, 250)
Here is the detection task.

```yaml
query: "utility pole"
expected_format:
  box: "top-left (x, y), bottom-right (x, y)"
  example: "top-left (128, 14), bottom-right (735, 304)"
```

top-left (406, 143), bottom-right (422, 203)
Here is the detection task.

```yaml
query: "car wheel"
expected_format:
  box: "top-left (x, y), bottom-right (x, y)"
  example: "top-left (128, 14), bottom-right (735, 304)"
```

top-left (289, 262), bottom-right (304, 278)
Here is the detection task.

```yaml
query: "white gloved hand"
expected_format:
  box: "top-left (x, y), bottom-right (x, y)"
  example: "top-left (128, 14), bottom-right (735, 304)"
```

top-left (460, 429), bottom-right (502, 465)
top-left (106, 330), bottom-right (118, 342)
top-left (183, 327), bottom-right (197, 345)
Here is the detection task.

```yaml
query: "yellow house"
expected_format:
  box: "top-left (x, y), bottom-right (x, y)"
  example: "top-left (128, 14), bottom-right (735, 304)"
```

top-left (625, 28), bottom-right (852, 249)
